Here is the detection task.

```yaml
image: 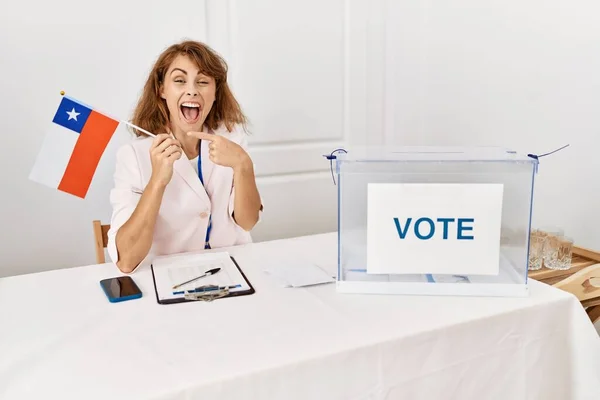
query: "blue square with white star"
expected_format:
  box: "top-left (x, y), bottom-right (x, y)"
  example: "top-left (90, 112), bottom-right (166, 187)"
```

top-left (52, 96), bottom-right (92, 133)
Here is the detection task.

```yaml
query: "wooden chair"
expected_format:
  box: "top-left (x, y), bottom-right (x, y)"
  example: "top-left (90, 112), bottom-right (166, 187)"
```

top-left (92, 220), bottom-right (110, 264)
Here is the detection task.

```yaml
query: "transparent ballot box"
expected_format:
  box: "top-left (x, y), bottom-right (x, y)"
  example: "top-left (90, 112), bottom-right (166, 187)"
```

top-left (332, 146), bottom-right (538, 297)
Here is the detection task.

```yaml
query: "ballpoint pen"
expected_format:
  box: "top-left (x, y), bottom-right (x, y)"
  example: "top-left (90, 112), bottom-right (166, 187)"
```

top-left (172, 267), bottom-right (221, 289)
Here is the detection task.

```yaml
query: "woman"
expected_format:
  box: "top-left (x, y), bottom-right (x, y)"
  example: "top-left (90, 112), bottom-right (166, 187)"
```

top-left (107, 40), bottom-right (263, 273)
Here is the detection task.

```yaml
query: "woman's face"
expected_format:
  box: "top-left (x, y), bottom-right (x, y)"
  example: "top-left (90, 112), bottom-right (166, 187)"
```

top-left (160, 54), bottom-right (216, 135)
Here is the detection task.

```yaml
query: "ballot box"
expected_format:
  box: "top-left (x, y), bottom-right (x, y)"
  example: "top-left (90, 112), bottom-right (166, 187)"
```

top-left (332, 146), bottom-right (538, 297)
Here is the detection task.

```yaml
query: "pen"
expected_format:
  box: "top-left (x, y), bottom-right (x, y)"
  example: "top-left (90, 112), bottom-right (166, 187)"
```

top-left (172, 267), bottom-right (221, 289)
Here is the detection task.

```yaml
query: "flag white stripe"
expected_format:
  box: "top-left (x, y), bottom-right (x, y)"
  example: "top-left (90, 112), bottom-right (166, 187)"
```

top-left (29, 125), bottom-right (79, 190)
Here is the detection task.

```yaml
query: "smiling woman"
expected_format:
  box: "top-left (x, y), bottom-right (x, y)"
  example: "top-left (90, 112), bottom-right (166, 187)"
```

top-left (106, 40), bottom-right (263, 273)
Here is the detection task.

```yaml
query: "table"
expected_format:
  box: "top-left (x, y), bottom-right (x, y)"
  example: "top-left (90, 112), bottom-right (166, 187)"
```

top-left (1, 233), bottom-right (599, 400)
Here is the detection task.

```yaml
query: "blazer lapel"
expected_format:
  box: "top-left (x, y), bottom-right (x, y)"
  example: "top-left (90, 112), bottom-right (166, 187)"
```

top-left (173, 155), bottom-right (210, 204)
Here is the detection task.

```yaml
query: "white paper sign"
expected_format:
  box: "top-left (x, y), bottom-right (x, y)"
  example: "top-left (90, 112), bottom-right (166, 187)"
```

top-left (366, 183), bottom-right (504, 276)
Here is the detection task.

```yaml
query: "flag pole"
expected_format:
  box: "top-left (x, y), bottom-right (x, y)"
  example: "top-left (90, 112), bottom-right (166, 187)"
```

top-left (121, 120), bottom-right (157, 138)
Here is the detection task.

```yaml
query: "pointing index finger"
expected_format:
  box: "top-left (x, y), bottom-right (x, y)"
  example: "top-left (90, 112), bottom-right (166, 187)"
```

top-left (187, 131), bottom-right (214, 141)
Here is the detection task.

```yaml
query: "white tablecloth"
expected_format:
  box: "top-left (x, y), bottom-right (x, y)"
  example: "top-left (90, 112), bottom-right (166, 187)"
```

top-left (1, 233), bottom-right (599, 400)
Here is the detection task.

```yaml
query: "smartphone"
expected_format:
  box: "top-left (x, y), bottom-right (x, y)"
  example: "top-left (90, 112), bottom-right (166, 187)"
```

top-left (100, 276), bottom-right (142, 303)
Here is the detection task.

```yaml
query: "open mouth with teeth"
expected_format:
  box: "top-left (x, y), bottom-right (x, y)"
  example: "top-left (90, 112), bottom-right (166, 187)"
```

top-left (180, 102), bottom-right (202, 124)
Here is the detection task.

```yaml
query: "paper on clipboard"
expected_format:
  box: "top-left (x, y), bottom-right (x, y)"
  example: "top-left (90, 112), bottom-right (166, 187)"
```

top-left (152, 252), bottom-right (251, 302)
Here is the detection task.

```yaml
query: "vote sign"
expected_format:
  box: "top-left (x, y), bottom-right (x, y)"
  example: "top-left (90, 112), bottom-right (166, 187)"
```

top-left (366, 183), bottom-right (504, 276)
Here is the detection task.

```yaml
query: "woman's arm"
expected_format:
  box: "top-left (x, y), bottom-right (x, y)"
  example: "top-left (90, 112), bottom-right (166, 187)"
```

top-left (114, 181), bottom-right (165, 272)
top-left (114, 134), bottom-right (182, 272)
top-left (232, 159), bottom-right (262, 231)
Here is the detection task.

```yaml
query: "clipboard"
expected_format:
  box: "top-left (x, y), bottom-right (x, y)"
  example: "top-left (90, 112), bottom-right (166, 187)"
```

top-left (150, 253), bottom-right (255, 305)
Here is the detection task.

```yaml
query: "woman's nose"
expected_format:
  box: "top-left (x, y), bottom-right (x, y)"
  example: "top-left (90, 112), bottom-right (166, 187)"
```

top-left (186, 84), bottom-right (199, 96)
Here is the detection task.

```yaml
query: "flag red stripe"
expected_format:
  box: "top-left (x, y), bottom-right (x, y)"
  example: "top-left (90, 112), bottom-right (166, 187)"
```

top-left (57, 111), bottom-right (118, 198)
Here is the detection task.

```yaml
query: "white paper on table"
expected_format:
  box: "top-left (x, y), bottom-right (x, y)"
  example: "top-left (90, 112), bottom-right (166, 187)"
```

top-left (264, 262), bottom-right (335, 288)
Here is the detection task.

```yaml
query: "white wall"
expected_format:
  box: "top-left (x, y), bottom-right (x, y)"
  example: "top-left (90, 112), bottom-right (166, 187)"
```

top-left (2, 0), bottom-right (599, 277)
top-left (382, 0), bottom-right (600, 250)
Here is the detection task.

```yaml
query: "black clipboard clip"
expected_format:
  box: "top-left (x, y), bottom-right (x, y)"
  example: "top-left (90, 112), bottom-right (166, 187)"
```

top-left (183, 285), bottom-right (231, 302)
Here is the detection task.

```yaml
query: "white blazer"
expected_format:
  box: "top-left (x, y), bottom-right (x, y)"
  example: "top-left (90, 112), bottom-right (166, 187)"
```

top-left (106, 124), bottom-right (259, 269)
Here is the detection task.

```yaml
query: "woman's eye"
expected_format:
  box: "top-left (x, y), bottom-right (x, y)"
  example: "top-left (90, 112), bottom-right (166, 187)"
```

top-left (198, 81), bottom-right (209, 84)
top-left (175, 79), bottom-right (184, 83)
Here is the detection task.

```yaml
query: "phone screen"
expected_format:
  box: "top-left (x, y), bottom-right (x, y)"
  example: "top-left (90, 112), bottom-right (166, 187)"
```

top-left (100, 276), bottom-right (142, 302)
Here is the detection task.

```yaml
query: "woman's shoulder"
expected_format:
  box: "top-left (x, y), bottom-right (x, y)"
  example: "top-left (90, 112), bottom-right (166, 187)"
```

top-left (114, 135), bottom-right (153, 165)
top-left (117, 135), bottom-right (153, 153)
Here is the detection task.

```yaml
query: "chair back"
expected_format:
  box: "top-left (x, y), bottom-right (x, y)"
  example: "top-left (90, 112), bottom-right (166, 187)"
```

top-left (92, 220), bottom-right (110, 264)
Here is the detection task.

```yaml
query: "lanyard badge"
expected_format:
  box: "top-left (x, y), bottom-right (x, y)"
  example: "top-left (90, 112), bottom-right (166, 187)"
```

top-left (198, 143), bottom-right (212, 250)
